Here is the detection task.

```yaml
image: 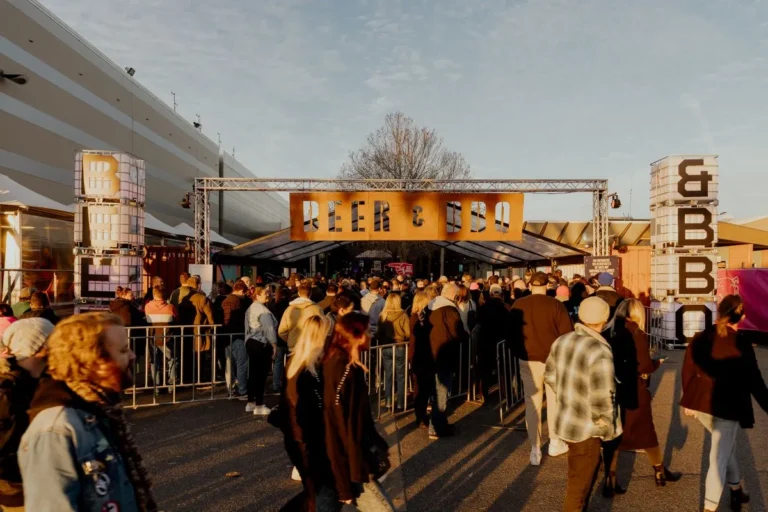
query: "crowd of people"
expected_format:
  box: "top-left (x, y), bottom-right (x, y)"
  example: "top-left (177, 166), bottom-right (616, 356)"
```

top-left (0, 267), bottom-right (765, 511)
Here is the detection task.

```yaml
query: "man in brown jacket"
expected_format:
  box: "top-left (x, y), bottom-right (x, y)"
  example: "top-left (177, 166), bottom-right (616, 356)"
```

top-left (173, 275), bottom-right (214, 383)
top-left (277, 283), bottom-right (323, 351)
top-left (428, 283), bottom-right (468, 440)
top-left (509, 272), bottom-right (574, 466)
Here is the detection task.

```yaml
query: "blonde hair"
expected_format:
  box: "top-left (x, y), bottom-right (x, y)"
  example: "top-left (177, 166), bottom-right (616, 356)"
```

top-left (47, 312), bottom-right (125, 386)
top-left (379, 293), bottom-right (403, 321)
top-left (287, 314), bottom-right (331, 379)
top-left (616, 299), bottom-right (646, 331)
top-left (411, 292), bottom-right (430, 316)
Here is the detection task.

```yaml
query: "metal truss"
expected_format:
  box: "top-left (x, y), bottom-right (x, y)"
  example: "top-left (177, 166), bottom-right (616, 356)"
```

top-left (194, 177), bottom-right (611, 264)
top-left (194, 177), bottom-right (608, 193)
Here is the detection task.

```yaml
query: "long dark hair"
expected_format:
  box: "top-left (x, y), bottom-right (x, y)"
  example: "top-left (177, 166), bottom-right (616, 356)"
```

top-left (716, 295), bottom-right (744, 337)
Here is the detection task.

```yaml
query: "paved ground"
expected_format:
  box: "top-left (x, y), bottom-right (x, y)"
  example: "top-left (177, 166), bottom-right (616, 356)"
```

top-left (130, 349), bottom-right (768, 511)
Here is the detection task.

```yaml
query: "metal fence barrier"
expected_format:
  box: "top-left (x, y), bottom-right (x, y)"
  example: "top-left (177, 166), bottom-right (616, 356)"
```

top-left (124, 325), bottom-right (483, 418)
top-left (496, 339), bottom-right (524, 423)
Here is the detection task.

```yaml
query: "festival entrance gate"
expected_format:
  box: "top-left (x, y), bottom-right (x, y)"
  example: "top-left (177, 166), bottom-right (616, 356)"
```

top-left (189, 178), bottom-right (611, 418)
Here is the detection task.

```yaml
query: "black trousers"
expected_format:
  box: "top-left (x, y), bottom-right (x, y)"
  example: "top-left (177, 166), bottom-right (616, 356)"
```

top-left (413, 366), bottom-right (435, 424)
top-left (246, 339), bottom-right (273, 405)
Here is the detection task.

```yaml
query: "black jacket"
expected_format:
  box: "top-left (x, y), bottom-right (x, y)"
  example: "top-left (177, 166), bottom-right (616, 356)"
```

top-left (603, 319), bottom-right (640, 411)
top-left (0, 363), bottom-right (38, 507)
top-left (19, 308), bottom-right (59, 326)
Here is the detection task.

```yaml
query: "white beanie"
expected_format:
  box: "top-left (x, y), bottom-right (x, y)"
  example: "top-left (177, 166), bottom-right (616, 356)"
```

top-left (2, 318), bottom-right (55, 360)
top-left (578, 297), bottom-right (610, 325)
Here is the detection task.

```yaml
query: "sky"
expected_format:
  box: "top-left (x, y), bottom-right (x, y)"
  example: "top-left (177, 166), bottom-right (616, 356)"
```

top-left (42, 0), bottom-right (768, 221)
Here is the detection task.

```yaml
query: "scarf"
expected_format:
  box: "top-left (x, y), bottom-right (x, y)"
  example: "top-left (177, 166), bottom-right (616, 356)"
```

top-left (67, 381), bottom-right (158, 512)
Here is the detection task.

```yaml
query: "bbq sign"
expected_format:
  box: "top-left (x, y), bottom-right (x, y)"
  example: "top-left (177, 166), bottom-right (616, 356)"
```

top-left (289, 192), bottom-right (524, 242)
top-left (650, 155), bottom-right (719, 344)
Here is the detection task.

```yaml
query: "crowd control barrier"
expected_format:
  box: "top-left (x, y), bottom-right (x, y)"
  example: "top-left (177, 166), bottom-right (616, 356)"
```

top-left (124, 325), bottom-right (491, 422)
top-left (495, 339), bottom-right (524, 423)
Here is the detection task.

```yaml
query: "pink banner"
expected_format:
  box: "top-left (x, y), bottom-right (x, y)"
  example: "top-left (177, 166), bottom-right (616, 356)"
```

top-left (717, 269), bottom-right (768, 332)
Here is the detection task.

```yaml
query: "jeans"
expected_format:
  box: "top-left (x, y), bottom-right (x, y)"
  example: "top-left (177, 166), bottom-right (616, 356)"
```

top-left (564, 437), bottom-right (602, 511)
top-left (520, 359), bottom-right (560, 449)
top-left (429, 366), bottom-right (452, 436)
top-left (697, 412), bottom-right (741, 510)
top-left (151, 341), bottom-right (176, 387)
top-left (230, 338), bottom-right (248, 395)
top-left (382, 346), bottom-right (406, 409)
top-left (355, 481), bottom-right (396, 512)
top-left (246, 339), bottom-right (273, 405)
top-left (273, 341), bottom-right (289, 391)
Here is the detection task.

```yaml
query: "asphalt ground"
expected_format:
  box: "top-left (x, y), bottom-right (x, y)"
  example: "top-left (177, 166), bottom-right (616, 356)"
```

top-left (130, 349), bottom-right (768, 512)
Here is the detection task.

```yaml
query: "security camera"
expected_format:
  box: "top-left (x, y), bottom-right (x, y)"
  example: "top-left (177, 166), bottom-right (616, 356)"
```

top-left (125, 67), bottom-right (136, 76)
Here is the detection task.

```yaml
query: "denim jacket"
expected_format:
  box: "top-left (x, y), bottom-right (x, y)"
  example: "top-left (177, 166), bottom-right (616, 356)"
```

top-left (18, 379), bottom-right (138, 512)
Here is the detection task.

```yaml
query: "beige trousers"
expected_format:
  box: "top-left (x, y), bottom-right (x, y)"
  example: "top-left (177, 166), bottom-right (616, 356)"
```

top-left (520, 359), bottom-right (559, 449)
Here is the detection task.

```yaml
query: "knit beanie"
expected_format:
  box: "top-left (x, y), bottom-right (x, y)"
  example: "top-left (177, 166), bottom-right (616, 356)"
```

top-left (597, 273), bottom-right (614, 286)
top-left (2, 318), bottom-right (55, 360)
top-left (578, 297), bottom-right (610, 325)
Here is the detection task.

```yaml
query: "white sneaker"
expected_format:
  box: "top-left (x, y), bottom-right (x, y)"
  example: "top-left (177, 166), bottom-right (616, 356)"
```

top-left (530, 446), bottom-right (542, 466)
top-left (253, 405), bottom-right (271, 416)
top-left (245, 402), bottom-right (256, 413)
top-left (548, 439), bottom-right (569, 457)
top-left (291, 466), bottom-right (302, 481)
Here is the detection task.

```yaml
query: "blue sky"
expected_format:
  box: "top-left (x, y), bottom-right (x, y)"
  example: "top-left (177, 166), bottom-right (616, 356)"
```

top-left (43, 0), bottom-right (768, 221)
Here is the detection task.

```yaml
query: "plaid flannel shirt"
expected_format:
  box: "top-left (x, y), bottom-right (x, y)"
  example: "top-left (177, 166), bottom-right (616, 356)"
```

top-left (544, 323), bottom-right (622, 443)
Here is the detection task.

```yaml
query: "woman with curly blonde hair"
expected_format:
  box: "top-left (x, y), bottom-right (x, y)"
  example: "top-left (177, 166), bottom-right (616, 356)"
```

top-left (19, 312), bottom-right (158, 512)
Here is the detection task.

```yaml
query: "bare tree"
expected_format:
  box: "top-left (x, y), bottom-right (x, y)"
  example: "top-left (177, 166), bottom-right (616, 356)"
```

top-left (340, 111), bottom-right (471, 182)
top-left (339, 112), bottom-right (472, 262)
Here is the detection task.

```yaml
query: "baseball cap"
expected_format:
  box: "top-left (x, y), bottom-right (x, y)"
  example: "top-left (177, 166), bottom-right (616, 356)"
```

top-left (530, 272), bottom-right (549, 287)
top-left (489, 284), bottom-right (503, 297)
top-left (597, 273), bottom-right (614, 286)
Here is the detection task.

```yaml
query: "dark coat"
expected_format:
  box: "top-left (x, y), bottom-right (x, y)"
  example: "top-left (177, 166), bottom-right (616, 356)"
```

top-left (220, 294), bottom-right (249, 335)
top-left (681, 325), bottom-right (768, 429)
top-left (279, 368), bottom-right (333, 511)
top-left (0, 363), bottom-right (36, 507)
top-left (322, 353), bottom-right (387, 502)
top-left (429, 298), bottom-right (469, 369)
top-left (603, 319), bottom-right (640, 411)
top-left (408, 311), bottom-right (434, 372)
top-left (620, 321), bottom-right (661, 450)
top-left (595, 287), bottom-right (623, 320)
top-left (19, 307), bottom-right (59, 326)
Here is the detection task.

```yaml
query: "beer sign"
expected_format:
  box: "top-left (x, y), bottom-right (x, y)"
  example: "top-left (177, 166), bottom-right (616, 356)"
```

top-left (289, 192), bottom-right (524, 242)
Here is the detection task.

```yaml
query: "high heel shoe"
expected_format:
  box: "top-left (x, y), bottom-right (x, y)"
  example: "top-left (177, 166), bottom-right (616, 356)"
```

top-left (602, 473), bottom-right (626, 498)
top-left (653, 465), bottom-right (682, 487)
top-left (730, 486), bottom-right (750, 511)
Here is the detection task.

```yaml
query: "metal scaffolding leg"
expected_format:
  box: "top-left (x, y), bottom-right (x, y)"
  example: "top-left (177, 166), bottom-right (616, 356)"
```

top-left (193, 184), bottom-right (209, 265)
top-left (592, 190), bottom-right (610, 256)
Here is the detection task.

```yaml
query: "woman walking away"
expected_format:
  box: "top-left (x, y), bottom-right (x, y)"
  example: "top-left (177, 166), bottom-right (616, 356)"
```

top-left (601, 299), bottom-right (680, 497)
top-left (378, 293), bottom-right (410, 411)
top-left (278, 315), bottom-right (335, 512)
top-left (681, 295), bottom-right (768, 512)
top-left (323, 313), bottom-right (395, 511)
top-left (408, 292), bottom-right (434, 428)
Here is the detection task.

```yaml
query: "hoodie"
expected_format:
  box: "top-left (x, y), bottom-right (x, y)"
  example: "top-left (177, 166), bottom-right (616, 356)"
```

top-left (377, 310), bottom-right (410, 345)
top-left (277, 297), bottom-right (323, 350)
top-left (428, 296), bottom-right (468, 368)
top-left (361, 293), bottom-right (385, 335)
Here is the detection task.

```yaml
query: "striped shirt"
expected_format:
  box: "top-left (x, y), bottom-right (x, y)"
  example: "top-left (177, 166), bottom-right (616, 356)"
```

top-left (544, 323), bottom-right (622, 443)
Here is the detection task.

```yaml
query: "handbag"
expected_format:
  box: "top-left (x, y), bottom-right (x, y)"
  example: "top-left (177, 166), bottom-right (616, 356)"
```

top-left (363, 438), bottom-right (391, 479)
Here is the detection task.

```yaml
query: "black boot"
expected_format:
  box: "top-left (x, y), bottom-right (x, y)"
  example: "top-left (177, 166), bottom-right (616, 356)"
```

top-left (602, 473), bottom-right (626, 498)
top-left (730, 486), bottom-right (750, 511)
top-left (653, 465), bottom-right (682, 487)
